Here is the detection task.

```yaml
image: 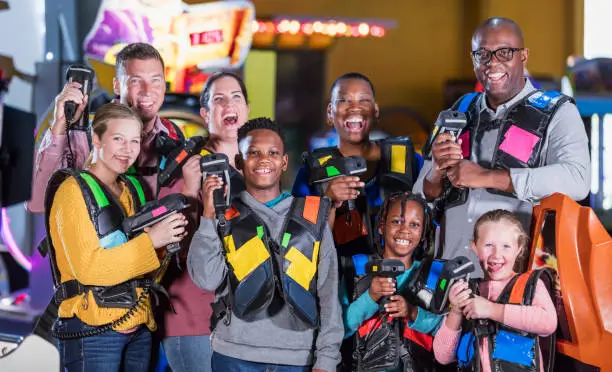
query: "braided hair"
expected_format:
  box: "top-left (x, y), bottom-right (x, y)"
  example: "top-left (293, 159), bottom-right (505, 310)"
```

top-left (376, 191), bottom-right (435, 261)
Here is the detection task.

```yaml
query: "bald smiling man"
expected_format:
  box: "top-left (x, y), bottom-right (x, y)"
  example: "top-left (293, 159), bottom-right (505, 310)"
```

top-left (414, 17), bottom-right (590, 278)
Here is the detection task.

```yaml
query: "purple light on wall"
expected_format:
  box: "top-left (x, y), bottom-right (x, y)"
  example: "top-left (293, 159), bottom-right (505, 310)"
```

top-left (1, 207), bottom-right (32, 272)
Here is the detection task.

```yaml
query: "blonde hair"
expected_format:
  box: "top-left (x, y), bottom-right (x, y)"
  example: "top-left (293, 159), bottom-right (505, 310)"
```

top-left (473, 209), bottom-right (530, 271)
top-left (85, 102), bottom-right (143, 168)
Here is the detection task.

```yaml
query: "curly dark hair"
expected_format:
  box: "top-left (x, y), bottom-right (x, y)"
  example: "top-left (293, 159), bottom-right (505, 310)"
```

top-left (376, 191), bottom-right (435, 261)
top-left (237, 117), bottom-right (286, 151)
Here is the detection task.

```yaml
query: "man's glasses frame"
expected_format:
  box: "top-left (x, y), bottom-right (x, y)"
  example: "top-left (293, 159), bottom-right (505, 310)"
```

top-left (471, 47), bottom-right (525, 64)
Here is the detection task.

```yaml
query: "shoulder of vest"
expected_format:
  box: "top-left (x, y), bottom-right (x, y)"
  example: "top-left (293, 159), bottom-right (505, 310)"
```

top-left (525, 90), bottom-right (573, 113)
top-left (301, 146), bottom-right (343, 167)
top-left (378, 136), bottom-right (414, 146)
top-left (288, 196), bottom-right (332, 229)
top-left (500, 269), bottom-right (553, 305)
top-left (352, 253), bottom-right (374, 276)
top-left (450, 92), bottom-right (482, 112)
top-left (160, 117), bottom-right (185, 141)
top-left (119, 174), bottom-right (146, 207)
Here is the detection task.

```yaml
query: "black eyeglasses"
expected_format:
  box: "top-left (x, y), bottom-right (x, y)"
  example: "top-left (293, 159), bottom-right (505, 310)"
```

top-left (471, 47), bottom-right (524, 64)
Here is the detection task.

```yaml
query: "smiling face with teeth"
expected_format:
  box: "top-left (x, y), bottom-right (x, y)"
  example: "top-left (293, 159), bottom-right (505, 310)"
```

top-left (328, 77), bottom-right (379, 145)
top-left (378, 200), bottom-right (424, 267)
top-left (114, 58), bottom-right (166, 131)
top-left (471, 220), bottom-right (524, 281)
top-left (92, 117), bottom-right (142, 176)
top-left (200, 75), bottom-right (250, 141)
top-left (238, 128), bottom-right (288, 200)
top-left (471, 20), bottom-right (529, 110)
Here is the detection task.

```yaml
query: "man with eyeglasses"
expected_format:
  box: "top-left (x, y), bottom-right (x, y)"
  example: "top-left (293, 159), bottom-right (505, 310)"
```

top-left (414, 17), bottom-right (590, 278)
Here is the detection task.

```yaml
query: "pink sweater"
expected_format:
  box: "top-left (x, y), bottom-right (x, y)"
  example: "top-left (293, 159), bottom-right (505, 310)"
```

top-left (433, 277), bottom-right (557, 372)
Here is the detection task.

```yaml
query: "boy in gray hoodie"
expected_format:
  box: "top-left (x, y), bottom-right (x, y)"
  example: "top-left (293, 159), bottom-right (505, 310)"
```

top-left (187, 117), bottom-right (343, 371)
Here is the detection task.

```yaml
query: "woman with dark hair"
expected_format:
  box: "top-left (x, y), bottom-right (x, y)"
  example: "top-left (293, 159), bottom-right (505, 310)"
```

top-left (159, 72), bottom-right (249, 372)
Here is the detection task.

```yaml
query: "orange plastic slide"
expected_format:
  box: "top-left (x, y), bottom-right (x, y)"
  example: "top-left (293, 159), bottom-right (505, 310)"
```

top-left (528, 193), bottom-right (612, 371)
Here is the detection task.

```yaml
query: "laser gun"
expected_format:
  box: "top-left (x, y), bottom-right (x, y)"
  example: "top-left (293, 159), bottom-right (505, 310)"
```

top-left (432, 109), bottom-right (468, 142)
top-left (308, 155), bottom-right (367, 211)
top-left (122, 193), bottom-right (190, 254)
top-left (157, 136), bottom-right (206, 187)
top-left (406, 256), bottom-right (474, 314)
top-left (366, 259), bottom-right (405, 306)
top-left (200, 153), bottom-right (231, 217)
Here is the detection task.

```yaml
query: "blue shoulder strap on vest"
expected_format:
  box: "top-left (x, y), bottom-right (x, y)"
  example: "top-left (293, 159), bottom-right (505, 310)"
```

top-left (527, 90), bottom-right (563, 111)
top-left (352, 254), bottom-right (369, 276)
top-left (457, 92), bottom-right (479, 113)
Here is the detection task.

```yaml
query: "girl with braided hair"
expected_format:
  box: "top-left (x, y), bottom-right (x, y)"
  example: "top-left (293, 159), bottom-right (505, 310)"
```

top-left (340, 191), bottom-right (442, 371)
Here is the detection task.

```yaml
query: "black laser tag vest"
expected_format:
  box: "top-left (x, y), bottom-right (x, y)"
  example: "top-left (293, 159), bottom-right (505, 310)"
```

top-left (456, 269), bottom-right (556, 372)
top-left (303, 136), bottom-right (417, 257)
top-left (219, 196), bottom-right (331, 327)
top-left (348, 254), bottom-right (435, 372)
top-left (423, 90), bottom-right (573, 210)
top-left (43, 169), bottom-right (148, 308)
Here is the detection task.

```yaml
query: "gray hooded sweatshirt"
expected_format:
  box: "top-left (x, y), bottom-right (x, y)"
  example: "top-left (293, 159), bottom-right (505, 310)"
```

top-left (187, 191), bottom-right (343, 371)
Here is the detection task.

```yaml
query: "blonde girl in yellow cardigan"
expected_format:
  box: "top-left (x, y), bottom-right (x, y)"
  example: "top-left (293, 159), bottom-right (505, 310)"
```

top-left (46, 102), bottom-right (187, 372)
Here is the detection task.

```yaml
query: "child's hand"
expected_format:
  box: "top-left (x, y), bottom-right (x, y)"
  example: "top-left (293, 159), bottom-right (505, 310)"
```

top-left (201, 175), bottom-right (225, 219)
top-left (462, 295), bottom-right (500, 320)
top-left (384, 295), bottom-right (414, 318)
top-left (368, 277), bottom-right (396, 302)
top-left (448, 280), bottom-right (472, 314)
top-left (324, 176), bottom-right (365, 208)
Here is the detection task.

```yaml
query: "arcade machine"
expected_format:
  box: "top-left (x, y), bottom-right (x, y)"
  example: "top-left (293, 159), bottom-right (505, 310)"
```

top-left (567, 56), bottom-right (612, 228)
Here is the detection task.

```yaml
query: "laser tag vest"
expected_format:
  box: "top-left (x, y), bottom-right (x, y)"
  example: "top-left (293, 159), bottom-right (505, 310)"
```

top-left (42, 169), bottom-right (149, 309)
top-left (349, 254), bottom-right (435, 372)
top-left (456, 269), bottom-right (556, 372)
top-left (422, 90), bottom-right (573, 211)
top-left (303, 136), bottom-right (417, 258)
top-left (126, 117), bottom-right (184, 180)
top-left (218, 195), bottom-right (331, 327)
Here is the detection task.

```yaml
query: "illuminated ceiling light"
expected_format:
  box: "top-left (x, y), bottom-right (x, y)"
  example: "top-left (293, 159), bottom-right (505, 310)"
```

top-left (265, 22), bottom-right (275, 33)
top-left (358, 23), bottom-right (370, 37)
top-left (326, 23), bottom-right (337, 36)
top-left (288, 20), bottom-right (301, 35)
top-left (350, 25), bottom-right (360, 37)
top-left (302, 23), bottom-right (314, 35)
top-left (251, 20), bottom-right (259, 33)
top-left (337, 22), bottom-right (348, 35)
top-left (313, 21), bottom-right (324, 33)
top-left (277, 19), bottom-right (290, 33)
top-left (370, 25), bottom-right (385, 37)
top-left (258, 21), bottom-right (267, 33)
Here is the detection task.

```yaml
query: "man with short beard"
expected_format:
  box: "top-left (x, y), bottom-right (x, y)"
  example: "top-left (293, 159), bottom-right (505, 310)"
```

top-left (414, 17), bottom-right (590, 278)
top-left (28, 42), bottom-right (189, 211)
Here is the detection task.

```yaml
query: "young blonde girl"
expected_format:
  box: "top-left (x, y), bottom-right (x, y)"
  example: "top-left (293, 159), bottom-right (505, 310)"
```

top-left (433, 209), bottom-right (557, 372)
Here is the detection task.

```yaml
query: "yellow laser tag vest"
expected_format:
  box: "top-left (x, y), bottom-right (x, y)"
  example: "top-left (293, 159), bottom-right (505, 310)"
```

top-left (220, 196), bottom-right (331, 327)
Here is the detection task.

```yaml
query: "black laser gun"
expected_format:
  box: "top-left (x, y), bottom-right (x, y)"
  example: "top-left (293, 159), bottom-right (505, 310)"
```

top-left (366, 259), bottom-right (405, 307)
top-left (200, 153), bottom-right (231, 217)
top-left (122, 193), bottom-right (190, 254)
top-left (406, 256), bottom-right (474, 314)
top-left (309, 155), bottom-right (367, 211)
top-left (433, 109), bottom-right (467, 142)
top-left (64, 64), bottom-right (95, 128)
top-left (157, 136), bottom-right (206, 187)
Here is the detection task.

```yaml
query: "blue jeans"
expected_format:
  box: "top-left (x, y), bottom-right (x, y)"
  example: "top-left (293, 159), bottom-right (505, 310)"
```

top-left (57, 317), bottom-right (152, 372)
top-left (162, 335), bottom-right (212, 372)
top-left (211, 352), bottom-right (311, 372)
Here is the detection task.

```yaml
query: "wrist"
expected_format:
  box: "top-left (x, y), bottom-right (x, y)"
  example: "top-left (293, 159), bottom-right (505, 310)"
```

top-left (427, 166), bottom-right (444, 184)
top-left (182, 186), bottom-right (199, 199)
top-left (368, 288), bottom-right (381, 302)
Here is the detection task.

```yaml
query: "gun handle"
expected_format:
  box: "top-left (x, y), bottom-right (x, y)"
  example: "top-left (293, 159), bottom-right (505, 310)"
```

top-left (167, 242), bottom-right (181, 254)
top-left (347, 199), bottom-right (356, 211)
